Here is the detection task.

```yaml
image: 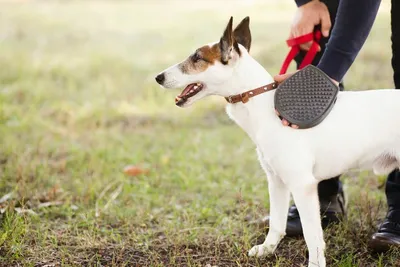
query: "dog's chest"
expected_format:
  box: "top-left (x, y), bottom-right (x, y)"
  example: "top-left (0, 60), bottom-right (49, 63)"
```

top-left (225, 104), bottom-right (255, 140)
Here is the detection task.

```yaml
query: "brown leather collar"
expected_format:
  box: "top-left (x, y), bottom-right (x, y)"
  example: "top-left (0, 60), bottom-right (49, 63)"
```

top-left (225, 82), bottom-right (278, 104)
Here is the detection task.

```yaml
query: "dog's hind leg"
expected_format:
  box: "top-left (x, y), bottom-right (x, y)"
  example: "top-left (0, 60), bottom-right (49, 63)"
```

top-left (290, 175), bottom-right (326, 267)
top-left (248, 172), bottom-right (290, 257)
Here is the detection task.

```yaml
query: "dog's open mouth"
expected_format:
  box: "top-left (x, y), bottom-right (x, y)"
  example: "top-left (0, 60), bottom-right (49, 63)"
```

top-left (175, 83), bottom-right (203, 106)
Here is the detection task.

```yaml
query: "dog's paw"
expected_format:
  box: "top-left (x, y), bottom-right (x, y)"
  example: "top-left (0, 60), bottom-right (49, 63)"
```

top-left (248, 244), bottom-right (275, 257)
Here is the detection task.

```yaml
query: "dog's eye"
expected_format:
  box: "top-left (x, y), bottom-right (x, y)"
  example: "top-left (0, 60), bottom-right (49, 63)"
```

top-left (192, 53), bottom-right (202, 63)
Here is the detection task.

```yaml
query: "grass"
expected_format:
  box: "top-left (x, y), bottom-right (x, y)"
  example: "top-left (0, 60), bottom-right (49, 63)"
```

top-left (0, 0), bottom-right (399, 266)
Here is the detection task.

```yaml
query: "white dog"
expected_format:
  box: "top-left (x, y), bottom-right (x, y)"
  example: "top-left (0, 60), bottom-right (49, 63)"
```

top-left (155, 17), bottom-right (400, 267)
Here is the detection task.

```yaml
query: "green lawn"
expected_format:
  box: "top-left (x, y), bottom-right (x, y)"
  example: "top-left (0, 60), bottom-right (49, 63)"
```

top-left (0, 0), bottom-right (399, 266)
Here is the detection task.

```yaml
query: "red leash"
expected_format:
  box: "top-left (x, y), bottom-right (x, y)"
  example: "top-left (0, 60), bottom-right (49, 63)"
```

top-left (279, 30), bottom-right (322, 75)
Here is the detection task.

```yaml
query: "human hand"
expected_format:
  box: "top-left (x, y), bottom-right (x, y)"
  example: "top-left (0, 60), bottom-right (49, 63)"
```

top-left (290, 0), bottom-right (331, 51)
top-left (273, 71), bottom-right (339, 129)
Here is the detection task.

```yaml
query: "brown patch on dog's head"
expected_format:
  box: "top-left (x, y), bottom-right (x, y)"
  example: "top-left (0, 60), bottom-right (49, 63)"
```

top-left (199, 44), bottom-right (221, 64)
top-left (179, 43), bottom-right (222, 74)
top-left (179, 17), bottom-right (252, 74)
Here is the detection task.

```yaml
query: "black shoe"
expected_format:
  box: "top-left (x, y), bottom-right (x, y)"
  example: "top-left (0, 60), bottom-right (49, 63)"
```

top-left (285, 188), bottom-right (346, 237)
top-left (369, 209), bottom-right (400, 252)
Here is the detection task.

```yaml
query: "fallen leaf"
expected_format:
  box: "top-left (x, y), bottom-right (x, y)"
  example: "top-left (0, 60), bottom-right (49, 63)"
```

top-left (37, 201), bottom-right (63, 208)
top-left (14, 208), bottom-right (38, 216)
top-left (123, 165), bottom-right (149, 176)
top-left (0, 192), bottom-right (14, 204)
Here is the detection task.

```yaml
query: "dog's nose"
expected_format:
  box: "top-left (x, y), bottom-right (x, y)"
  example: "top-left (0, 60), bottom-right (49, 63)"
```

top-left (155, 73), bottom-right (165, 85)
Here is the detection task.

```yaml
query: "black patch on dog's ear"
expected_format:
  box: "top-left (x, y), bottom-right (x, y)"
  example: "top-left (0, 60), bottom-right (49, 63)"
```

top-left (219, 17), bottom-right (234, 65)
top-left (233, 16), bottom-right (251, 52)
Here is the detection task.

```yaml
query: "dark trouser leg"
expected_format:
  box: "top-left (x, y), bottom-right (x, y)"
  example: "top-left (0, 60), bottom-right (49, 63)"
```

top-left (386, 171), bottom-right (400, 210)
top-left (391, 0), bottom-right (400, 90)
top-left (294, 0), bottom-right (343, 204)
top-left (386, 0), bottom-right (400, 212)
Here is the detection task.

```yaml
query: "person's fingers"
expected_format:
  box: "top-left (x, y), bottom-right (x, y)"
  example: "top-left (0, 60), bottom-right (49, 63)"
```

top-left (293, 28), bottom-right (303, 40)
top-left (276, 110), bottom-right (299, 129)
top-left (305, 43), bottom-right (321, 52)
top-left (299, 42), bottom-right (312, 51)
top-left (293, 26), bottom-right (315, 51)
top-left (273, 72), bottom-right (295, 83)
top-left (320, 9), bottom-right (332, 37)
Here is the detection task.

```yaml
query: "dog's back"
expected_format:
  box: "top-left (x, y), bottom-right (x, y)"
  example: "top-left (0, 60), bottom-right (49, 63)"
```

top-left (303, 89), bottom-right (400, 179)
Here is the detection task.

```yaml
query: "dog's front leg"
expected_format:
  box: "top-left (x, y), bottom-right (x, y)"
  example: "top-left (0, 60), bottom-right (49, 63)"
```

top-left (291, 178), bottom-right (326, 267)
top-left (248, 173), bottom-right (290, 257)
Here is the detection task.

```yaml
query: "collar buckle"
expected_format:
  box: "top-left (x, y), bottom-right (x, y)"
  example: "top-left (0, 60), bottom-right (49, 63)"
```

top-left (240, 93), bottom-right (249, 103)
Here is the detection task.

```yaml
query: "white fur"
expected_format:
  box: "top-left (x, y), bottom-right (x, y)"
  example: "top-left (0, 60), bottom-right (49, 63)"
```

top-left (157, 38), bottom-right (400, 267)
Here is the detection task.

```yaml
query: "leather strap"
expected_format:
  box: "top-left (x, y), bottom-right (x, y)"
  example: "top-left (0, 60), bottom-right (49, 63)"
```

top-left (225, 82), bottom-right (278, 104)
top-left (279, 30), bottom-right (322, 75)
top-left (224, 30), bottom-right (321, 105)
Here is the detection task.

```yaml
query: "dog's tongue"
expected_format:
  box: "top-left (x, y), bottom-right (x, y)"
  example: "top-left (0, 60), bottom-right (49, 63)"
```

top-left (179, 83), bottom-right (196, 97)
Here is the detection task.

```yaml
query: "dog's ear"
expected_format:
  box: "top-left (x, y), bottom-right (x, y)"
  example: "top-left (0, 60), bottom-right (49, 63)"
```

top-left (219, 17), bottom-right (234, 64)
top-left (233, 16), bottom-right (251, 52)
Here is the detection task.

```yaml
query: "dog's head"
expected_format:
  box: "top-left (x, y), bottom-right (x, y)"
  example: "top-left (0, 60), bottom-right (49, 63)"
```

top-left (155, 17), bottom-right (252, 107)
